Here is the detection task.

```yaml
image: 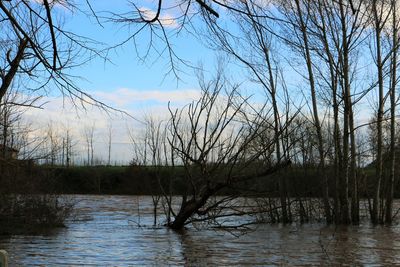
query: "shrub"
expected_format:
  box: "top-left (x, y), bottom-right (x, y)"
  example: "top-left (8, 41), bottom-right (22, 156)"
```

top-left (0, 162), bottom-right (74, 235)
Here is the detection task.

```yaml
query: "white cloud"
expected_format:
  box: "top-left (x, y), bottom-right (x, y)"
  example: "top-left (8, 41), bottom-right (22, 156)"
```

top-left (20, 87), bottom-right (202, 164)
top-left (138, 7), bottom-right (179, 28)
top-left (93, 87), bottom-right (202, 107)
top-left (30, 0), bottom-right (71, 10)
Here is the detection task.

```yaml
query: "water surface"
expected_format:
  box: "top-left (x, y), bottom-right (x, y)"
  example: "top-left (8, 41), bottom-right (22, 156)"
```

top-left (1, 195), bottom-right (400, 266)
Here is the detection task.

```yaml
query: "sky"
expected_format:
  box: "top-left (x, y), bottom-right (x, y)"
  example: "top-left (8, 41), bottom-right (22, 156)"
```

top-left (23, 0), bottom-right (224, 165)
top-left (61, 0), bottom-right (217, 91)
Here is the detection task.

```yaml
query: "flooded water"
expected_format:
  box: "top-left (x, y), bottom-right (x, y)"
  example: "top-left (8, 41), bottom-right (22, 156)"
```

top-left (1, 195), bottom-right (400, 266)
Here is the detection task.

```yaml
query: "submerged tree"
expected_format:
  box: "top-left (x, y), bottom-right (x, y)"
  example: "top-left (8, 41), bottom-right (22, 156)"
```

top-left (151, 70), bottom-right (294, 230)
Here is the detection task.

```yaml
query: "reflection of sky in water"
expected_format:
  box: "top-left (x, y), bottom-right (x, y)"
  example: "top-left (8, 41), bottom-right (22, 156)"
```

top-left (1, 195), bottom-right (400, 266)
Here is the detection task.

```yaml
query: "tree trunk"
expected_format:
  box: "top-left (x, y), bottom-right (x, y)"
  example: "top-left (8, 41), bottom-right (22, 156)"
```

top-left (264, 38), bottom-right (288, 224)
top-left (349, 104), bottom-right (359, 224)
top-left (169, 192), bottom-right (212, 230)
top-left (0, 38), bottom-right (28, 101)
top-left (316, 1), bottom-right (341, 222)
top-left (372, 0), bottom-right (384, 224)
top-left (295, 0), bottom-right (331, 223)
top-left (385, 0), bottom-right (397, 224)
top-left (339, 0), bottom-right (350, 224)
top-left (169, 163), bottom-right (290, 230)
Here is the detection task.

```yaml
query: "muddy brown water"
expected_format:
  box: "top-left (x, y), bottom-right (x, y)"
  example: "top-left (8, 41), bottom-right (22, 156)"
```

top-left (1, 195), bottom-right (400, 266)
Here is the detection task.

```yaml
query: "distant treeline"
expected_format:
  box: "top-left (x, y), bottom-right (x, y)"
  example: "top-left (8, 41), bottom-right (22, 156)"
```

top-left (30, 164), bottom-right (400, 198)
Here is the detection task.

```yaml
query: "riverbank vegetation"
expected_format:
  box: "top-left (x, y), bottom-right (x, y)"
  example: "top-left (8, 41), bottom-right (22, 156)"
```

top-left (39, 164), bottom-right (396, 199)
top-left (0, 162), bottom-right (74, 235)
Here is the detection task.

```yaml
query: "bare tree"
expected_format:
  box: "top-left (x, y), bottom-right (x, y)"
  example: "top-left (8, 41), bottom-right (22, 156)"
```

top-left (386, 0), bottom-right (399, 224)
top-left (83, 123), bottom-right (96, 166)
top-left (45, 122), bottom-right (62, 166)
top-left (62, 126), bottom-right (75, 167)
top-left (0, 1), bottom-right (115, 115)
top-left (367, 0), bottom-right (400, 224)
top-left (158, 70), bottom-right (294, 230)
top-left (275, 0), bottom-right (334, 223)
top-left (107, 121), bottom-right (113, 166)
top-left (195, 0), bottom-right (296, 223)
top-left (144, 116), bottom-right (167, 225)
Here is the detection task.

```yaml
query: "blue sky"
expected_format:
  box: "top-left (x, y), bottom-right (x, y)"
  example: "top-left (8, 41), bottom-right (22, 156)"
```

top-left (59, 0), bottom-right (217, 95)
